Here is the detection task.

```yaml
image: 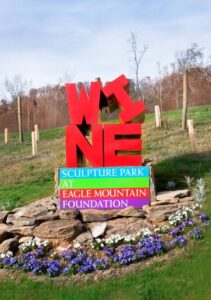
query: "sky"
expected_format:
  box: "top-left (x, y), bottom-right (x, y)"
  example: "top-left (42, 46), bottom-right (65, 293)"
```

top-left (0, 0), bottom-right (211, 91)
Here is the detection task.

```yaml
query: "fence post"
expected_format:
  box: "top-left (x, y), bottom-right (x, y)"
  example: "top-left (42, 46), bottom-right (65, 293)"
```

top-left (4, 128), bottom-right (9, 144)
top-left (182, 70), bottom-right (188, 131)
top-left (31, 131), bottom-right (37, 156)
top-left (155, 105), bottom-right (162, 128)
top-left (17, 96), bottom-right (24, 143)
top-left (34, 124), bottom-right (39, 142)
top-left (54, 168), bottom-right (59, 199)
top-left (187, 119), bottom-right (196, 151)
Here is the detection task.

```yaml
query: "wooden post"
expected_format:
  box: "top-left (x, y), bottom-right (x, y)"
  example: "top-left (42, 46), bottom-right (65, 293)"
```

top-left (17, 96), bottom-right (24, 143)
top-left (34, 124), bottom-right (39, 142)
top-left (155, 105), bottom-right (162, 128)
top-left (187, 119), bottom-right (196, 151)
top-left (31, 131), bottom-right (37, 156)
top-left (182, 70), bottom-right (188, 131)
top-left (144, 159), bottom-right (156, 203)
top-left (54, 168), bottom-right (59, 199)
top-left (4, 128), bottom-right (9, 144)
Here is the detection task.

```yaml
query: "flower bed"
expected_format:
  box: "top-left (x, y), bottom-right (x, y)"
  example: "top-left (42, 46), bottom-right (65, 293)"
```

top-left (0, 204), bottom-right (209, 278)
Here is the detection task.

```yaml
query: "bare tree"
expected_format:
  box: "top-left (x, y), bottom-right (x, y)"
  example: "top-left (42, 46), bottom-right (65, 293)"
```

top-left (4, 75), bottom-right (31, 100)
top-left (175, 43), bottom-right (204, 130)
top-left (129, 32), bottom-right (148, 101)
top-left (156, 62), bottom-right (165, 113)
top-left (4, 75), bottom-right (31, 142)
top-left (175, 43), bottom-right (204, 72)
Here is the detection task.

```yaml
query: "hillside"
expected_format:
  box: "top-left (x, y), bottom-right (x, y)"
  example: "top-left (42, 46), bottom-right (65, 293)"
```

top-left (0, 104), bottom-right (210, 209)
top-left (0, 105), bottom-right (211, 299)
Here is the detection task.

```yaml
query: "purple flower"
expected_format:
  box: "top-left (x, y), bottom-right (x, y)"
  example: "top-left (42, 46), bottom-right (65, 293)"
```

top-left (93, 258), bottom-right (109, 270)
top-left (190, 227), bottom-right (203, 240)
top-left (103, 246), bottom-right (115, 257)
top-left (35, 246), bottom-right (45, 257)
top-left (112, 244), bottom-right (141, 266)
top-left (136, 236), bottom-right (169, 257)
top-left (173, 235), bottom-right (187, 248)
top-left (182, 218), bottom-right (195, 228)
top-left (46, 260), bottom-right (61, 277)
top-left (168, 227), bottom-right (182, 237)
top-left (31, 260), bottom-right (46, 275)
top-left (59, 248), bottom-right (77, 260)
top-left (2, 257), bottom-right (19, 268)
top-left (113, 253), bottom-right (121, 263)
top-left (198, 214), bottom-right (209, 226)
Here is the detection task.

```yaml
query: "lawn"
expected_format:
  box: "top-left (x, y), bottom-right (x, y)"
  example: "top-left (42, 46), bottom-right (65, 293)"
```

top-left (0, 127), bottom-right (65, 209)
top-left (0, 104), bottom-right (211, 299)
top-left (0, 104), bottom-right (210, 209)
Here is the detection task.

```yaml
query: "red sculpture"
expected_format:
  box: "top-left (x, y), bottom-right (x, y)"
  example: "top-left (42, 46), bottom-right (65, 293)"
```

top-left (104, 124), bottom-right (142, 166)
top-left (66, 81), bottom-right (102, 124)
top-left (102, 75), bottom-right (145, 123)
top-left (65, 74), bottom-right (145, 167)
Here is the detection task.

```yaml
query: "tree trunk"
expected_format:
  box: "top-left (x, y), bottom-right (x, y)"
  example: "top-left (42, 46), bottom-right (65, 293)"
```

top-left (176, 90), bottom-right (179, 109)
top-left (27, 100), bottom-right (30, 132)
top-left (182, 70), bottom-right (188, 131)
top-left (17, 96), bottom-right (24, 143)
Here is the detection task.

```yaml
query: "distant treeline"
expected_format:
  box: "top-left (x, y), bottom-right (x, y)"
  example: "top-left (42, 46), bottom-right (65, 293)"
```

top-left (0, 66), bottom-right (211, 132)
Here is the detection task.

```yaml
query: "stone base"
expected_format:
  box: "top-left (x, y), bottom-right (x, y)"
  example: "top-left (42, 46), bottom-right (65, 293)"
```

top-left (0, 188), bottom-right (193, 252)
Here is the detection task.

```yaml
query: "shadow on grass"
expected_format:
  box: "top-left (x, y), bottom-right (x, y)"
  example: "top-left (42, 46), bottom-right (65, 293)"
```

top-left (154, 151), bottom-right (211, 191)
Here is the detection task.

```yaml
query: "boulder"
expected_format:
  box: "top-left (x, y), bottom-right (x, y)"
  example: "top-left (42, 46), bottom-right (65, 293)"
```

top-left (114, 207), bottom-right (145, 218)
top-left (59, 209), bottom-right (80, 220)
top-left (6, 215), bottom-right (36, 226)
top-left (146, 201), bottom-right (193, 223)
top-left (74, 231), bottom-right (93, 244)
top-left (19, 236), bottom-right (33, 244)
top-left (36, 212), bottom-right (59, 222)
top-left (151, 198), bottom-right (179, 206)
top-left (143, 204), bottom-right (181, 214)
top-left (156, 189), bottom-right (190, 201)
top-left (9, 196), bottom-right (57, 219)
top-left (0, 224), bottom-right (13, 243)
top-left (81, 210), bottom-right (117, 222)
top-left (178, 202), bottom-right (193, 208)
top-left (0, 211), bottom-right (9, 223)
top-left (105, 218), bottom-right (154, 236)
top-left (0, 238), bottom-right (19, 253)
top-left (89, 222), bottom-right (107, 238)
top-left (178, 196), bottom-right (194, 203)
top-left (7, 225), bottom-right (35, 237)
top-left (13, 196), bottom-right (57, 213)
top-left (6, 197), bottom-right (59, 225)
top-left (147, 211), bottom-right (175, 222)
top-left (33, 219), bottom-right (84, 240)
top-left (11, 205), bottom-right (48, 219)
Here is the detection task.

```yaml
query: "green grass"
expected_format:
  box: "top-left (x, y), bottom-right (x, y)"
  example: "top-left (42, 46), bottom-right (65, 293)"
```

top-left (0, 127), bottom-right (65, 209)
top-left (0, 105), bottom-right (211, 208)
top-left (145, 104), bottom-right (211, 123)
top-left (0, 104), bottom-right (211, 299)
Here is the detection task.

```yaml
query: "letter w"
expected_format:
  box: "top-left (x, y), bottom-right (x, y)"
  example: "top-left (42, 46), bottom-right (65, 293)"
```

top-left (65, 82), bottom-right (101, 124)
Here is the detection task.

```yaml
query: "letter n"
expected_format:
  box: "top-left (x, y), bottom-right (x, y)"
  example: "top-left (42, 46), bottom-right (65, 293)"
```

top-left (66, 125), bottom-right (103, 167)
